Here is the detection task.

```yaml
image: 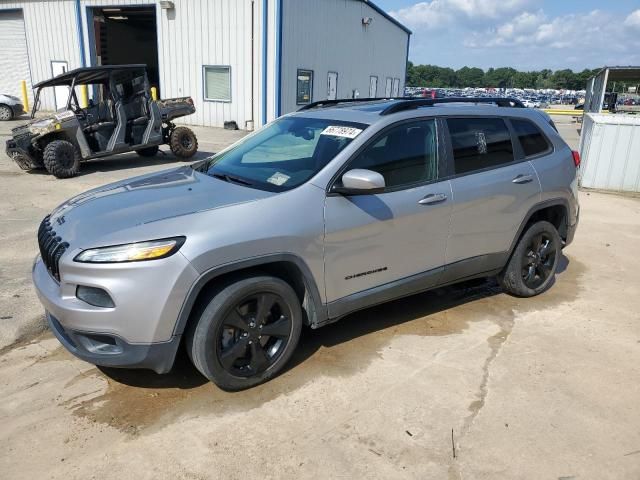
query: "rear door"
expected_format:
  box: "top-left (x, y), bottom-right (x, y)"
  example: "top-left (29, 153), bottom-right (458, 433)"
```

top-left (444, 117), bottom-right (541, 276)
top-left (324, 119), bottom-right (452, 308)
top-left (327, 72), bottom-right (338, 100)
top-left (369, 76), bottom-right (378, 98)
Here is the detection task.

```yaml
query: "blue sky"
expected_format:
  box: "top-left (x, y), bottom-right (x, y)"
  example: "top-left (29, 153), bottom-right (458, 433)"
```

top-left (375, 0), bottom-right (640, 71)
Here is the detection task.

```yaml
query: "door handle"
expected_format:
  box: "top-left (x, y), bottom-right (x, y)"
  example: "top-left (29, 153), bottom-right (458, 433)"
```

top-left (419, 193), bottom-right (447, 205)
top-left (512, 174), bottom-right (534, 184)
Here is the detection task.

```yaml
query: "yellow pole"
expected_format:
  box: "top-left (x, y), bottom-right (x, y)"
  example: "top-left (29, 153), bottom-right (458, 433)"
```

top-left (20, 80), bottom-right (29, 111)
top-left (150, 87), bottom-right (158, 101)
top-left (79, 85), bottom-right (88, 108)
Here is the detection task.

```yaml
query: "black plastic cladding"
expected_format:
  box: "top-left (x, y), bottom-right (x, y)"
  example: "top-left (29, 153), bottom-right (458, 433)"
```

top-left (38, 215), bottom-right (69, 281)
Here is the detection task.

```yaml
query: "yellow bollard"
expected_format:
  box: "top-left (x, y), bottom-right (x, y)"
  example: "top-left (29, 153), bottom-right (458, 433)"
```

top-left (79, 84), bottom-right (88, 108)
top-left (150, 87), bottom-right (158, 101)
top-left (20, 80), bottom-right (29, 111)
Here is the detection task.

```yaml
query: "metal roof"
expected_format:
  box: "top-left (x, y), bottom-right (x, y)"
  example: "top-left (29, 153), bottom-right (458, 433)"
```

top-left (34, 64), bottom-right (147, 88)
top-left (591, 66), bottom-right (640, 82)
top-left (362, 0), bottom-right (412, 35)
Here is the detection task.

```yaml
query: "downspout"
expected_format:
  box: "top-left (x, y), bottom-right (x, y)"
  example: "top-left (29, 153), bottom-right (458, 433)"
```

top-left (275, 0), bottom-right (282, 117)
top-left (261, 0), bottom-right (268, 126)
top-left (248, 0), bottom-right (255, 130)
top-left (404, 33), bottom-right (411, 94)
top-left (75, 0), bottom-right (87, 67)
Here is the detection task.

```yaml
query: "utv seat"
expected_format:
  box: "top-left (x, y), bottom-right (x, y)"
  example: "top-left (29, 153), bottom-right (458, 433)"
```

top-left (84, 100), bottom-right (116, 134)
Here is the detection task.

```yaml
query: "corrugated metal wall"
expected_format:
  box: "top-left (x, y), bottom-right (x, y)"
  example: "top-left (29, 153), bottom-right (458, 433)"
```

top-left (1, 0), bottom-right (81, 110)
top-left (280, 0), bottom-right (409, 115)
top-left (580, 113), bottom-right (640, 192)
top-left (0, 0), bottom-right (264, 126)
top-left (0, 0), bottom-right (408, 127)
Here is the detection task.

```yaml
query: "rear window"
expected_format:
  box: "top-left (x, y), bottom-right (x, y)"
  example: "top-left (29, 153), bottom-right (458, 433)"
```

top-left (447, 118), bottom-right (514, 175)
top-left (511, 119), bottom-right (551, 157)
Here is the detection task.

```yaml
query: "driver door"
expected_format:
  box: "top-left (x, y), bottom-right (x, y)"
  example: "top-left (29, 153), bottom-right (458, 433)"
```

top-left (323, 119), bottom-right (453, 312)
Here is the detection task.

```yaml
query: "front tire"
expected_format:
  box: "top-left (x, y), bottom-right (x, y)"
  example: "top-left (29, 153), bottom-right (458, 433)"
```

top-left (136, 145), bottom-right (159, 157)
top-left (499, 220), bottom-right (562, 297)
top-left (43, 140), bottom-right (81, 178)
top-left (186, 276), bottom-right (302, 391)
top-left (169, 127), bottom-right (198, 159)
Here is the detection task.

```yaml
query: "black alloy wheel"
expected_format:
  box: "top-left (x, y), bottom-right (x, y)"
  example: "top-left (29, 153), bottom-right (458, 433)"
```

top-left (521, 232), bottom-right (557, 289)
top-left (218, 293), bottom-right (293, 377)
top-left (498, 220), bottom-right (562, 298)
top-left (186, 275), bottom-right (302, 391)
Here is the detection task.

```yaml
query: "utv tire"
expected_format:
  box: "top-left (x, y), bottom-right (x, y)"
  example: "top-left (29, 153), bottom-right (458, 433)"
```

top-left (136, 145), bottom-right (159, 157)
top-left (43, 140), bottom-right (81, 178)
top-left (0, 104), bottom-right (13, 121)
top-left (169, 127), bottom-right (198, 159)
top-left (499, 220), bottom-right (562, 298)
top-left (186, 276), bottom-right (302, 391)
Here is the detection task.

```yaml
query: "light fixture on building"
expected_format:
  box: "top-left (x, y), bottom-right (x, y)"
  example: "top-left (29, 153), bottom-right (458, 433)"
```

top-left (362, 17), bottom-right (373, 26)
top-left (160, 1), bottom-right (175, 9)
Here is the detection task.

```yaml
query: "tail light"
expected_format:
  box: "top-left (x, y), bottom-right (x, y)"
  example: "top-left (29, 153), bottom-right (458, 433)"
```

top-left (572, 150), bottom-right (581, 168)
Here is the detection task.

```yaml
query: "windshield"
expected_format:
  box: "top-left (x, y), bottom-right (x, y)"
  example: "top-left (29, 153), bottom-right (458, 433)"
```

top-left (203, 116), bottom-right (368, 192)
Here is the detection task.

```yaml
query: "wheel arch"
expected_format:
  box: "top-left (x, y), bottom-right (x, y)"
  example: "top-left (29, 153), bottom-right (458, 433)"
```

top-left (508, 199), bottom-right (570, 258)
top-left (174, 254), bottom-right (327, 338)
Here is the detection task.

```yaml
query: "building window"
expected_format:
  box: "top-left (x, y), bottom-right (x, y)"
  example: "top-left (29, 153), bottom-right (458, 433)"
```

top-left (297, 69), bottom-right (313, 105)
top-left (204, 65), bottom-right (231, 102)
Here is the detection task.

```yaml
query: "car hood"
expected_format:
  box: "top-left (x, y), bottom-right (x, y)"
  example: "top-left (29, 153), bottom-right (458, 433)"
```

top-left (48, 166), bottom-right (275, 247)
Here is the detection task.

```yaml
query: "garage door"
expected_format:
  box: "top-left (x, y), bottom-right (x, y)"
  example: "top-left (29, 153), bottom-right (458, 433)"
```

top-left (0, 10), bottom-right (31, 101)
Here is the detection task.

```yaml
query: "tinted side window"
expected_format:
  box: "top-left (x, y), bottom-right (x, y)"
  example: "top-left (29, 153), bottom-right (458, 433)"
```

top-left (348, 120), bottom-right (438, 188)
top-left (447, 118), bottom-right (514, 175)
top-left (511, 119), bottom-right (550, 157)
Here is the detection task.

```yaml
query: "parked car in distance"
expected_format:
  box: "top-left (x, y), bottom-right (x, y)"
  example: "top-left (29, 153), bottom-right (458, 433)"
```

top-left (33, 97), bottom-right (580, 390)
top-left (5, 65), bottom-right (198, 178)
top-left (0, 93), bottom-right (25, 120)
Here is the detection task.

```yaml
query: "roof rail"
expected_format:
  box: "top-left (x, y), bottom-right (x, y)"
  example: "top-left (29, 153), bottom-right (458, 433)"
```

top-left (380, 97), bottom-right (525, 115)
top-left (297, 97), bottom-right (398, 111)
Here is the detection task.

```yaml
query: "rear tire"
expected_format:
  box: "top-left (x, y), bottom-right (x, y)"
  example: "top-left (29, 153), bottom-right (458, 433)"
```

top-left (136, 145), bottom-right (159, 157)
top-left (186, 276), bottom-right (302, 391)
top-left (0, 104), bottom-right (13, 121)
top-left (499, 221), bottom-right (561, 297)
top-left (43, 140), bottom-right (81, 178)
top-left (169, 127), bottom-right (198, 159)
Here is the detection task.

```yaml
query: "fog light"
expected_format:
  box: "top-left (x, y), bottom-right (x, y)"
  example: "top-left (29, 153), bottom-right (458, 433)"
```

top-left (76, 286), bottom-right (115, 308)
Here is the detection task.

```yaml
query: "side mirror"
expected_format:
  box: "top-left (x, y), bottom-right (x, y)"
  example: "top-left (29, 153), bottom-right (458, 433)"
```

top-left (333, 169), bottom-right (385, 195)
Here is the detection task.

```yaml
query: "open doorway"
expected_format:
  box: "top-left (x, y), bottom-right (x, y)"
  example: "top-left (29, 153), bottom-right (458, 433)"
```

top-left (90, 6), bottom-right (160, 94)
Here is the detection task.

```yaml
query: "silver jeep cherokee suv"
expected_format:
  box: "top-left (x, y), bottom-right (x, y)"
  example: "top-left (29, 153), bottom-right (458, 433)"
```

top-left (33, 97), bottom-right (579, 390)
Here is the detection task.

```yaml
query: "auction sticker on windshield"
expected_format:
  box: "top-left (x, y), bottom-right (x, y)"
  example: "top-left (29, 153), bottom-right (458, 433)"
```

top-left (267, 172), bottom-right (290, 186)
top-left (321, 125), bottom-right (363, 139)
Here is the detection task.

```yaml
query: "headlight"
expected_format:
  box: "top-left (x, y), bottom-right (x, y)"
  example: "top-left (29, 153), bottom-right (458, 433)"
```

top-left (74, 237), bottom-right (185, 263)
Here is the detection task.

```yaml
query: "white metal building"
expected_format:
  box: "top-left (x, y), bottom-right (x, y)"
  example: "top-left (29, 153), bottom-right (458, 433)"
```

top-left (0, 0), bottom-right (410, 129)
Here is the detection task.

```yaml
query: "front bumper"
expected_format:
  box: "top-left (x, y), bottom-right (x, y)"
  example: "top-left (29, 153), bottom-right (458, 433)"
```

top-left (32, 252), bottom-right (199, 373)
top-left (5, 138), bottom-right (39, 170)
top-left (46, 312), bottom-right (180, 373)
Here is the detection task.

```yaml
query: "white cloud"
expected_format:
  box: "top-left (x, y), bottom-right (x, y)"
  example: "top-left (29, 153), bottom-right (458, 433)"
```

top-left (464, 9), bottom-right (626, 52)
top-left (398, 1), bottom-right (640, 70)
top-left (624, 9), bottom-right (640, 29)
top-left (390, 0), bottom-right (536, 30)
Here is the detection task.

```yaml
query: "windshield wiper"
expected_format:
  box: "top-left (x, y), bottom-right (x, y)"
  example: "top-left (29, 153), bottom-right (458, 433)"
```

top-left (212, 172), bottom-right (254, 186)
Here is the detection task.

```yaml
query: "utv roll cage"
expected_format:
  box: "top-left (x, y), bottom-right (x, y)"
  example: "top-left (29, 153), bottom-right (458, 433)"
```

top-left (31, 64), bottom-right (148, 118)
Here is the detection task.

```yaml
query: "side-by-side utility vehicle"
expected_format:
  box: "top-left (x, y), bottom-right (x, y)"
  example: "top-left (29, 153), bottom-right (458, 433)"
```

top-left (6, 65), bottom-right (198, 178)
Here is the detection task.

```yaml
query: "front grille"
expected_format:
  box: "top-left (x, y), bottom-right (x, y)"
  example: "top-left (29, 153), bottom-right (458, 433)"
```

top-left (37, 215), bottom-right (69, 281)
